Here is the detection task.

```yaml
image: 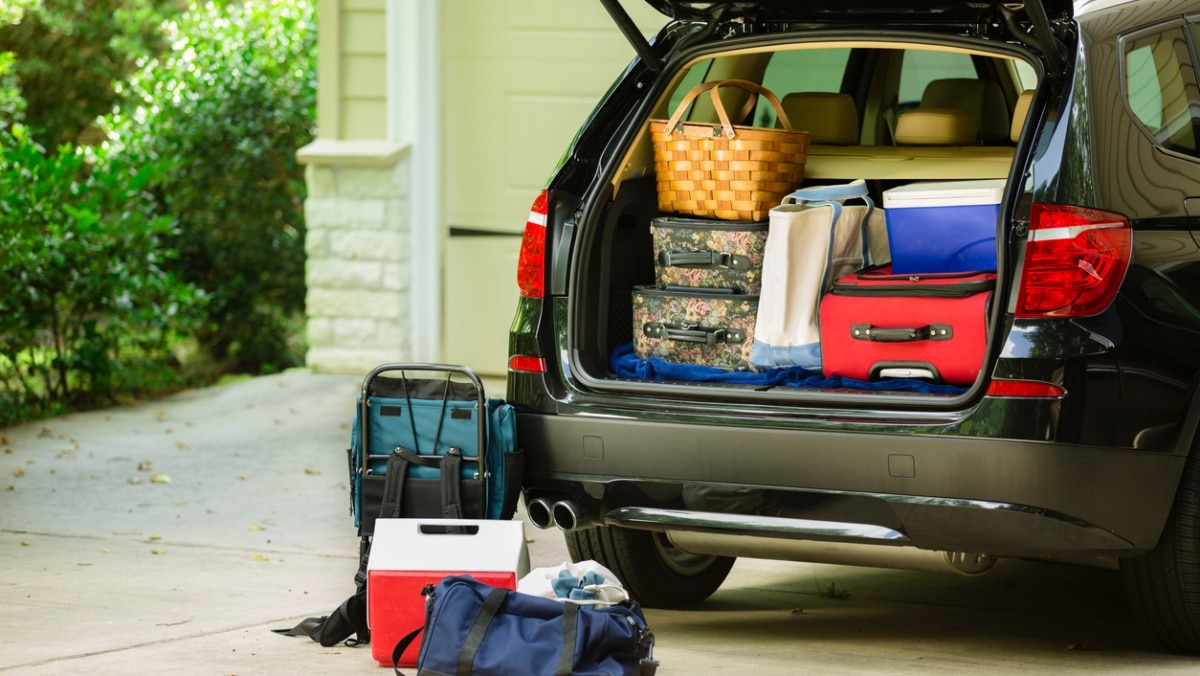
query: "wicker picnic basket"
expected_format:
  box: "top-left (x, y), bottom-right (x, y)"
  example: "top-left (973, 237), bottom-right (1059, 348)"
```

top-left (651, 79), bottom-right (810, 222)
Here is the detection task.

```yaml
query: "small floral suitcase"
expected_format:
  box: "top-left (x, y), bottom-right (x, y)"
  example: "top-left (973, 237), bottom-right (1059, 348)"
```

top-left (650, 216), bottom-right (768, 294)
top-left (632, 286), bottom-right (758, 369)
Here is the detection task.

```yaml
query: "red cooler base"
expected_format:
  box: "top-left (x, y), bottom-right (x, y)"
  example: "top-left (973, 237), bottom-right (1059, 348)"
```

top-left (365, 518), bottom-right (528, 667)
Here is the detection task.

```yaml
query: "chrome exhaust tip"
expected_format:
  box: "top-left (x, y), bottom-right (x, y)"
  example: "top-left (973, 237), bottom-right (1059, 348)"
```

top-left (526, 497), bottom-right (555, 530)
top-left (552, 500), bottom-right (596, 532)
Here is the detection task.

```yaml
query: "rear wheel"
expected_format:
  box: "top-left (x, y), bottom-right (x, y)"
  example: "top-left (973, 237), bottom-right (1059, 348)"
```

top-left (1120, 448), bottom-right (1200, 653)
top-left (565, 525), bottom-right (735, 608)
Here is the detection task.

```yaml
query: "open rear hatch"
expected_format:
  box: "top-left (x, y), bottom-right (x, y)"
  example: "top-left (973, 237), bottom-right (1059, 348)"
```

top-left (568, 0), bottom-right (1069, 402)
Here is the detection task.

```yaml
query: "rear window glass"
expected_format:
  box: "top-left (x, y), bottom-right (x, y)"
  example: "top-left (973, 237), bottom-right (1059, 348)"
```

top-left (1123, 24), bottom-right (1200, 159)
top-left (898, 50), bottom-right (977, 111)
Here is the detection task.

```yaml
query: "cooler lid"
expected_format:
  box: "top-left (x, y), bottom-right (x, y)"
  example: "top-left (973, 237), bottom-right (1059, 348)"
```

top-left (883, 179), bottom-right (1006, 209)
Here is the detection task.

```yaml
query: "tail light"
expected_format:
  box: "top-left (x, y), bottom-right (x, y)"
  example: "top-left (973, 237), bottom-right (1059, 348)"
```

top-left (1015, 204), bottom-right (1132, 318)
top-left (985, 379), bottom-right (1065, 398)
top-left (517, 191), bottom-right (549, 298)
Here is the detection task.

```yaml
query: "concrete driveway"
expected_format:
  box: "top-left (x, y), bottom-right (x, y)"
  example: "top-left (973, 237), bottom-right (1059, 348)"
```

top-left (1, 369), bottom-right (1198, 674)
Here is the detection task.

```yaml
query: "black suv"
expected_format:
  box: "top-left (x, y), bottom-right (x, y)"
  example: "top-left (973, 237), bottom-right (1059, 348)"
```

top-left (506, 0), bottom-right (1200, 652)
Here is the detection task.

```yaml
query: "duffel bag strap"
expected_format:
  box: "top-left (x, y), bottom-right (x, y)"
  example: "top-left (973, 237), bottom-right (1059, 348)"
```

top-left (391, 625), bottom-right (423, 676)
top-left (556, 602), bottom-right (580, 676)
top-left (457, 587), bottom-right (509, 676)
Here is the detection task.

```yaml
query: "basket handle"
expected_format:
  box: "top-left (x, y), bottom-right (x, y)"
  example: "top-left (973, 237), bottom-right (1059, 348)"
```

top-left (664, 79), bottom-right (795, 139)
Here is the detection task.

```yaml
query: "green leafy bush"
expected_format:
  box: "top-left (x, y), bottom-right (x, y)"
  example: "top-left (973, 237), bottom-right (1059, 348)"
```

top-left (0, 128), bottom-right (205, 426)
top-left (112, 0), bottom-right (316, 375)
top-left (0, 0), bottom-right (180, 147)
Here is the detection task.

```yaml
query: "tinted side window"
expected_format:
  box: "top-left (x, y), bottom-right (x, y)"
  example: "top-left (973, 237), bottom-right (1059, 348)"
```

top-left (1123, 24), bottom-right (1200, 159)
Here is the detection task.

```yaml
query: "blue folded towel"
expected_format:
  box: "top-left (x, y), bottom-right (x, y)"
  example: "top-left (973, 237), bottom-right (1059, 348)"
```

top-left (610, 342), bottom-right (965, 395)
top-left (551, 569), bottom-right (609, 602)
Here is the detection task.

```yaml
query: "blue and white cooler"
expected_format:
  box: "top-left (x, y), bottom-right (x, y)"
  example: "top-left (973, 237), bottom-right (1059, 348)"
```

top-left (882, 179), bottom-right (1005, 274)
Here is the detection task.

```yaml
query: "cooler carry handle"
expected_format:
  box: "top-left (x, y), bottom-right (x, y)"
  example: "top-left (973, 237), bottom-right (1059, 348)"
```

top-left (850, 323), bottom-right (954, 342)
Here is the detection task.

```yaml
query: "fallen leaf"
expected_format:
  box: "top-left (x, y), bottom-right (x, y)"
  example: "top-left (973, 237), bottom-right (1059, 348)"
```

top-left (252, 553), bottom-right (270, 561)
top-left (236, 474), bottom-right (248, 480)
top-left (12, 466), bottom-right (24, 478)
top-left (175, 499), bottom-right (189, 506)
top-left (101, 549), bottom-right (110, 554)
top-left (4, 485), bottom-right (13, 491)
top-left (3, 448), bottom-right (11, 454)
top-left (1, 435), bottom-right (7, 444)
top-left (137, 460), bottom-right (153, 471)
top-left (49, 469), bottom-right (56, 475)
top-left (128, 476), bottom-right (144, 485)
top-left (151, 549), bottom-right (165, 555)
top-left (248, 524), bottom-right (266, 531)
top-left (153, 411), bottom-right (167, 422)
top-left (20, 540), bottom-right (29, 546)
top-left (38, 427), bottom-right (53, 437)
top-left (304, 468), bottom-right (321, 475)
top-left (149, 535), bottom-right (163, 541)
top-left (149, 474), bottom-right (172, 484)
top-left (164, 428), bottom-right (174, 434)
top-left (791, 608), bottom-right (805, 614)
top-left (175, 441), bottom-right (189, 450)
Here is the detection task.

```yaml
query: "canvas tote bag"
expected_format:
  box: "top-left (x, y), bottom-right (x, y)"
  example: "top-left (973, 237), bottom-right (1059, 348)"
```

top-left (748, 180), bottom-right (889, 372)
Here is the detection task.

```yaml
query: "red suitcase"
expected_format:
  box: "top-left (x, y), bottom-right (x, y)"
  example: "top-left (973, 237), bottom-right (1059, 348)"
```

top-left (819, 266), bottom-right (995, 385)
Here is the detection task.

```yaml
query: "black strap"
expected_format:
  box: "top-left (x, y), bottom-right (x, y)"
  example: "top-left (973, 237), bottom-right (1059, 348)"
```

top-left (556, 602), bottom-right (580, 676)
top-left (391, 625), bottom-right (424, 676)
top-left (380, 449), bottom-right (413, 518)
top-left (457, 587), bottom-right (508, 676)
top-left (441, 450), bottom-right (463, 519)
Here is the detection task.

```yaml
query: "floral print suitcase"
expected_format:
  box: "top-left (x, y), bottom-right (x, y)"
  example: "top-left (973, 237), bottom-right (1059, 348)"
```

top-left (650, 216), bottom-right (768, 293)
top-left (632, 286), bottom-right (758, 369)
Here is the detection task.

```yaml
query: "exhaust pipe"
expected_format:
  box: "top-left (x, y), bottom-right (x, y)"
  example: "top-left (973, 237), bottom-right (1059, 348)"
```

top-left (526, 497), bottom-right (555, 530)
top-left (551, 500), bottom-right (597, 532)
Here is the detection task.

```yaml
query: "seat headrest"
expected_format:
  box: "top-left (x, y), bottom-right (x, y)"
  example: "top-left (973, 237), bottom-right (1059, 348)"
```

top-left (1010, 89), bottom-right (1034, 142)
top-left (920, 78), bottom-right (1010, 143)
top-left (894, 108), bottom-right (978, 145)
top-left (777, 92), bottom-right (859, 145)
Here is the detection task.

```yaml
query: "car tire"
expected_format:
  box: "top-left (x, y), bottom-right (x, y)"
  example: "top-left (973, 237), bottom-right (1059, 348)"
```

top-left (1120, 449), bottom-right (1200, 653)
top-left (565, 525), bottom-right (735, 608)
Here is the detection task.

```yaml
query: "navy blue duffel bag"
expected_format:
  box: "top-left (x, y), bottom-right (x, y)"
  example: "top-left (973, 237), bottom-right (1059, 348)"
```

top-left (393, 575), bottom-right (659, 676)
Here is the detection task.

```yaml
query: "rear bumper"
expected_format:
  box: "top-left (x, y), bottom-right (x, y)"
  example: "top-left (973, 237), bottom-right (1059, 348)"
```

top-left (516, 409), bottom-right (1185, 556)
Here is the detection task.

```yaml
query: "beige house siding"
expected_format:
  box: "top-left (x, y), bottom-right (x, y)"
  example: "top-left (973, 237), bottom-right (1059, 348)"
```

top-left (300, 0), bottom-right (411, 374)
top-left (300, 0), bottom-right (663, 375)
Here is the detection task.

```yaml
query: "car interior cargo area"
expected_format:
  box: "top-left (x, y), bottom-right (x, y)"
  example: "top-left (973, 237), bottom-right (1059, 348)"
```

top-left (569, 40), bottom-right (1036, 399)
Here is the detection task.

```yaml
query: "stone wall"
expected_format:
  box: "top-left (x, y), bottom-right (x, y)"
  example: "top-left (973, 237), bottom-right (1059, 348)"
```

top-left (299, 141), bottom-right (412, 374)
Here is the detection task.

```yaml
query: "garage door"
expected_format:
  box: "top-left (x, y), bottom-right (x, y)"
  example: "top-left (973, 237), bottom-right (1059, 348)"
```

top-left (441, 0), bottom-right (664, 375)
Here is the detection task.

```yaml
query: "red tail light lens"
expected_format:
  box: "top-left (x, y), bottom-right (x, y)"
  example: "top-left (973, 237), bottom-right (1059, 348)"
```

top-left (1015, 204), bottom-right (1132, 318)
top-left (517, 191), bottom-right (549, 298)
top-left (985, 379), bottom-right (1066, 398)
top-left (508, 355), bottom-right (547, 373)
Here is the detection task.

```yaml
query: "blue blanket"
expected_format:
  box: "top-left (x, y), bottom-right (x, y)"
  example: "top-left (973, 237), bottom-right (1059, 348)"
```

top-left (610, 343), bottom-right (965, 395)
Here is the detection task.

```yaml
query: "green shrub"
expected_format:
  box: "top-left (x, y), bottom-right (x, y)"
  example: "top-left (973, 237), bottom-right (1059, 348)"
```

top-left (0, 0), bottom-right (180, 147)
top-left (0, 128), bottom-right (205, 426)
top-left (111, 0), bottom-right (316, 375)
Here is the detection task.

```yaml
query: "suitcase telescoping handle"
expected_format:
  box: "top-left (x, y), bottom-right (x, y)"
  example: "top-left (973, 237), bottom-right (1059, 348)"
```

top-left (359, 363), bottom-right (487, 475)
top-left (850, 323), bottom-right (953, 342)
